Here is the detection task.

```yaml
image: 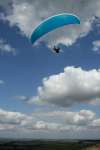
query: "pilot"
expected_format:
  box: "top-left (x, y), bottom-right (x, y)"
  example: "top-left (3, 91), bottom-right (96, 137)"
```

top-left (53, 46), bottom-right (60, 53)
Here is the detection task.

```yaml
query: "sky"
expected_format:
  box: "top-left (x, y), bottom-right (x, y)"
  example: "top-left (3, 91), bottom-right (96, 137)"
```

top-left (0, 0), bottom-right (100, 139)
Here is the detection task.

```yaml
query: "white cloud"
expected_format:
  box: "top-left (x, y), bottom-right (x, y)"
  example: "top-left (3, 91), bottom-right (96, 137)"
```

top-left (0, 80), bottom-right (5, 85)
top-left (0, 107), bottom-right (100, 137)
top-left (32, 109), bottom-right (95, 127)
top-left (23, 109), bottom-right (100, 132)
top-left (1, 0), bottom-right (100, 47)
top-left (18, 109), bottom-right (99, 131)
top-left (92, 119), bottom-right (100, 127)
top-left (92, 40), bottom-right (100, 53)
top-left (0, 108), bottom-right (32, 130)
top-left (0, 39), bottom-right (16, 55)
top-left (13, 96), bottom-right (29, 101)
top-left (29, 66), bottom-right (100, 107)
top-left (29, 121), bottom-right (61, 131)
top-left (72, 110), bottom-right (95, 126)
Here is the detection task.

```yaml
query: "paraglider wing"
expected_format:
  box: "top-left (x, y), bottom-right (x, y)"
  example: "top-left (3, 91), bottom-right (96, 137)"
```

top-left (30, 13), bottom-right (80, 44)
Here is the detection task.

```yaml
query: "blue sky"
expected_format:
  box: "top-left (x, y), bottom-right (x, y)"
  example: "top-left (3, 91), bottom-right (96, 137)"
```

top-left (0, 0), bottom-right (100, 139)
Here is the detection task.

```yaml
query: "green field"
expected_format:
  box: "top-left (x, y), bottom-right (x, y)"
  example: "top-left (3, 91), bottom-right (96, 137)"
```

top-left (0, 140), bottom-right (100, 150)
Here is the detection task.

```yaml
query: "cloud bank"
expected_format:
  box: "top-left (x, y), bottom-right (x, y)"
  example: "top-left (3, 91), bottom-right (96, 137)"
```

top-left (0, 108), bottom-right (100, 133)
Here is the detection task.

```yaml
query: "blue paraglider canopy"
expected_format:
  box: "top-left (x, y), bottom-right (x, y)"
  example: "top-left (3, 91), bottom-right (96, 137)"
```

top-left (30, 13), bottom-right (80, 45)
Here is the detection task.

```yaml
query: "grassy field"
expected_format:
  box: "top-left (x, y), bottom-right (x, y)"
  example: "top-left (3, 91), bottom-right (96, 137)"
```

top-left (83, 144), bottom-right (100, 150)
top-left (0, 140), bottom-right (100, 150)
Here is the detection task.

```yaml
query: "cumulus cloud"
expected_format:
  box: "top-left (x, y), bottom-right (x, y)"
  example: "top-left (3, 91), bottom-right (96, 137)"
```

top-left (0, 108), bottom-right (32, 130)
top-left (29, 67), bottom-right (100, 107)
top-left (0, 39), bottom-right (16, 55)
top-left (92, 40), bottom-right (100, 53)
top-left (0, 0), bottom-right (100, 47)
top-left (28, 121), bottom-right (62, 131)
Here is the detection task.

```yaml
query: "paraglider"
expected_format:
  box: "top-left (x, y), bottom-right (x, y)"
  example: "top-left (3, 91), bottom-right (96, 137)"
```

top-left (30, 13), bottom-right (80, 53)
top-left (53, 46), bottom-right (60, 53)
